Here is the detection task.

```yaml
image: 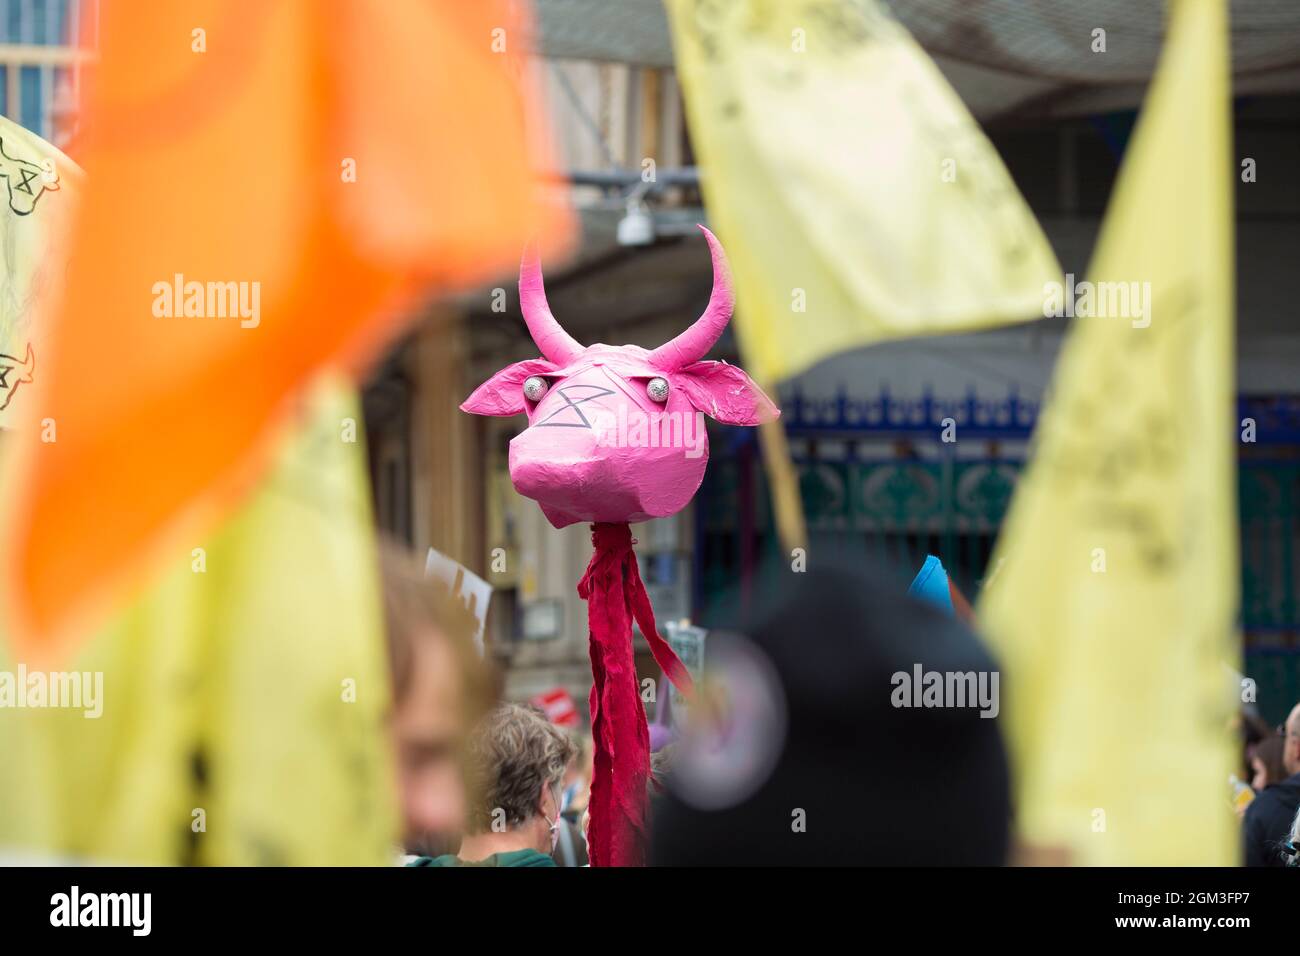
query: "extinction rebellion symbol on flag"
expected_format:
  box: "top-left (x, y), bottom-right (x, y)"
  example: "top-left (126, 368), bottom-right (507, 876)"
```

top-left (0, 136), bottom-right (60, 216)
top-left (0, 343), bottom-right (35, 411)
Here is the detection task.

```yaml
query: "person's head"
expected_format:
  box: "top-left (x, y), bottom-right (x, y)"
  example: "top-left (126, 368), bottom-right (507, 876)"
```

top-left (380, 541), bottom-right (489, 851)
top-left (1251, 735), bottom-right (1287, 791)
top-left (652, 544), bottom-right (1011, 866)
top-left (1284, 703), bottom-right (1300, 777)
top-left (464, 703), bottom-right (577, 854)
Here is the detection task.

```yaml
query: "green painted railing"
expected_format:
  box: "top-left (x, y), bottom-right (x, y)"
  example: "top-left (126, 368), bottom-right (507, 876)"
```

top-left (698, 453), bottom-right (1300, 721)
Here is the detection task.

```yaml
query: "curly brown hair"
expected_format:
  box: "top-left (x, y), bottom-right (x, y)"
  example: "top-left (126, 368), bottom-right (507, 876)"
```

top-left (465, 703), bottom-right (577, 834)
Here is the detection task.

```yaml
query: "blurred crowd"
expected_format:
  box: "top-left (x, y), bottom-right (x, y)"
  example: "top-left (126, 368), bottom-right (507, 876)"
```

top-left (1237, 705), bottom-right (1300, 867)
top-left (377, 543), bottom-right (1300, 868)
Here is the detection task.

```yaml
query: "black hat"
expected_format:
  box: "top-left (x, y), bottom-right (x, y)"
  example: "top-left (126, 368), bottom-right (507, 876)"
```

top-left (651, 544), bottom-right (1010, 866)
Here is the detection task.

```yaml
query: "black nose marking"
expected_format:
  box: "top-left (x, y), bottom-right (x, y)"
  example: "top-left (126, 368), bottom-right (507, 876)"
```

top-left (534, 384), bottom-right (616, 429)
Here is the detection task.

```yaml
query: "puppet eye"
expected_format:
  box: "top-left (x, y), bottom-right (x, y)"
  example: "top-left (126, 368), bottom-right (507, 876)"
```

top-left (646, 377), bottom-right (670, 403)
top-left (523, 376), bottom-right (549, 402)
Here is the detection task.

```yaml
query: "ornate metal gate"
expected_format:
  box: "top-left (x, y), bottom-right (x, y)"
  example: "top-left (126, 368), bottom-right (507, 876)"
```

top-left (695, 388), bottom-right (1300, 723)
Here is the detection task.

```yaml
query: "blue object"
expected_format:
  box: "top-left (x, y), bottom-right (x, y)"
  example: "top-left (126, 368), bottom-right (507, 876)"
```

top-left (908, 555), bottom-right (954, 616)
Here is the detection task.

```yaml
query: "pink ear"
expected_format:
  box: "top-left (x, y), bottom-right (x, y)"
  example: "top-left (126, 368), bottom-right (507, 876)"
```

top-left (673, 360), bottom-right (779, 426)
top-left (461, 359), bottom-right (558, 417)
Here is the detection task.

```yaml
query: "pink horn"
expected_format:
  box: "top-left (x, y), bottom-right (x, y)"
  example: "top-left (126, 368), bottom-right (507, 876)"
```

top-left (519, 244), bottom-right (585, 366)
top-left (649, 224), bottom-right (735, 371)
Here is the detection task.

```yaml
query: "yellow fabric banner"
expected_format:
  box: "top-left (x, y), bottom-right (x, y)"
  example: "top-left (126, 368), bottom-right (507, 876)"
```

top-left (978, 0), bottom-right (1238, 865)
top-left (665, 0), bottom-right (1061, 386)
top-left (0, 115), bottom-right (82, 430)
top-left (0, 381), bottom-right (397, 864)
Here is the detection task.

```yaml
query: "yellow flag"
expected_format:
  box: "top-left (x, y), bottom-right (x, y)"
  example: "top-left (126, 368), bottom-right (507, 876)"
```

top-left (978, 0), bottom-right (1237, 865)
top-left (665, 0), bottom-right (1060, 386)
top-left (0, 381), bottom-right (397, 864)
top-left (0, 115), bottom-right (82, 429)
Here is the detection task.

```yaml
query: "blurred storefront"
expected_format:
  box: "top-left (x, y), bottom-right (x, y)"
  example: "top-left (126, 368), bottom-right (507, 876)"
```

top-left (363, 32), bottom-right (710, 702)
top-left (360, 0), bottom-right (1300, 721)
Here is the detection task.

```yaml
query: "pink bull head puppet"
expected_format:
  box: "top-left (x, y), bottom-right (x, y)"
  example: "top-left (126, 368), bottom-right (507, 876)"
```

top-left (462, 225), bottom-right (777, 866)
top-left (463, 225), bottom-right (776, 524)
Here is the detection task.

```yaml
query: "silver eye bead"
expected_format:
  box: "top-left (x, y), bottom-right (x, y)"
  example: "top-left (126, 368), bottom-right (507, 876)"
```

top-left (646, 377), bottom-right (670, 403)
top-left (523, 376), bottom-right (549, 402)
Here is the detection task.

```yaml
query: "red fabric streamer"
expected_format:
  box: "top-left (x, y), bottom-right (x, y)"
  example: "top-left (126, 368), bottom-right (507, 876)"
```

top-left (577, 522), bottom-right (694, 867)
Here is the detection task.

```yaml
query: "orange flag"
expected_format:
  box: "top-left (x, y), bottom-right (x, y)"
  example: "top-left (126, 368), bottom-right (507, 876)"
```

top-left (2, 0), bottom-right (571, 660)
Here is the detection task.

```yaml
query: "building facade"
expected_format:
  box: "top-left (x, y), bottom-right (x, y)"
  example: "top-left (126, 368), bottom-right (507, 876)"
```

top-left (0, 0), bottom-right (95, 148)
top-left (378, 11), bottom-right (1300, 725)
